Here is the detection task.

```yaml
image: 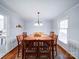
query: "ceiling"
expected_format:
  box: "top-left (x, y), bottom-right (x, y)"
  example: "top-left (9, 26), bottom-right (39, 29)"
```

top-left (1, 0), bottom-right (79, 20)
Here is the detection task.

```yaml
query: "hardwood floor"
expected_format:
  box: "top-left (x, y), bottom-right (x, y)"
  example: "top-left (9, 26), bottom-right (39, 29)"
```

top-left (57, 45), bottom-right (75, 59)
top-left (1, 45), bottom-right (75, 59)
top-left (1, 47), bottom-right (17, 59)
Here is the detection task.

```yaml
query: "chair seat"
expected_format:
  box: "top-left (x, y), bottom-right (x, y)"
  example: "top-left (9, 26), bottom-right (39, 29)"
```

top-left (39, 50), bottom-right (49, 53)
top-left (24, 49), bottom-right (37, 57)
top-left (26, 50), bottom-right (37, 53)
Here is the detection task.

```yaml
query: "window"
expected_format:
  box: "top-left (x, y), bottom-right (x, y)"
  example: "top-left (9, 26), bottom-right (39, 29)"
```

top-left (0, 15), bottom-right (4, 30)
top-left (59, 20), bottom-right (68, 44)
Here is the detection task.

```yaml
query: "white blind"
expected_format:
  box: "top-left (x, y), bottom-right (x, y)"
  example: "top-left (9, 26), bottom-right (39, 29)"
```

top-left (59, 20), bottom-right (68, 44)
top-left (0, 15), bottom-right (4, 30)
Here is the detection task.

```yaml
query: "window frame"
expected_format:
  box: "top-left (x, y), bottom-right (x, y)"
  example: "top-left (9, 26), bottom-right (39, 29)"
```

top-left (59, 20), bottom-right (68, 44)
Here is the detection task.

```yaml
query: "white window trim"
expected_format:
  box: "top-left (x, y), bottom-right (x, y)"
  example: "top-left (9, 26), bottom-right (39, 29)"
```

top-left (59, 20), bottom-right (68, 44)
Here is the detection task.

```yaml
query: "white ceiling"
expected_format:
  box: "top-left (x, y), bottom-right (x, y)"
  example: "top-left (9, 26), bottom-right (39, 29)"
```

top-left (1, 0), bottom-right (79, 20)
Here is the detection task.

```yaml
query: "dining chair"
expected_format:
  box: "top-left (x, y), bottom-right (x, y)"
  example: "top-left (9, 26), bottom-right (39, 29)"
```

top-left (38, 40), bottom-right (52, 59)
top-left (16, 35), bottom-right (22, 57)
top-left (54, 35), bottom-right (58, 56)
top-left (22, 40), bottom-right (38, 59)
top-left (22, 32), bottom-right (27, 38)
top-left (50, 32), bottom-right (58, 56)
top-left (16, 32), bottom-right (27, 57)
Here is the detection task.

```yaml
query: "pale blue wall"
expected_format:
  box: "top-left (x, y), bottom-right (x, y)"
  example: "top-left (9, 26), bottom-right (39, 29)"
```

top-left (0, 4), bottom-right (25, 58)
top-left (52, 3), bottom-right (79, 59)
top-left (24, 20), bottom-right (53, 35)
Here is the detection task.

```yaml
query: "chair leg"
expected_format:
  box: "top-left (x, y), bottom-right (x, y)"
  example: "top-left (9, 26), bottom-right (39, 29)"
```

top-left (55, 46), bottom-right (57, 56)
top-left (17, 46), bottom-right (20, 57)
top-left (49, 54), bottom-right (51, 59)
top-left (25, 55), bottom-right (27, 59)
top-left (56, 46), bottom-right (57, 56)
top-left (52, 47), bottom-right (54, 59)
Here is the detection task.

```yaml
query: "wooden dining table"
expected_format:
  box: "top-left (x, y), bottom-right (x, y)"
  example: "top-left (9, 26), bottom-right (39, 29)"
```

top-left (21, 34), bottom-right (54, 59)
top-left (25, 34), bottom-right (52, 40)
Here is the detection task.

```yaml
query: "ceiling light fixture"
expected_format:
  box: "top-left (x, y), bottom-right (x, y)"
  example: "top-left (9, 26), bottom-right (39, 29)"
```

top-left (34, 12), bottom-right (43, 26)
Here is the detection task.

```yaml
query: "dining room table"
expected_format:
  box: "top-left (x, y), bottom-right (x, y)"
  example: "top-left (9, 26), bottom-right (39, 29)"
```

top-left (21, 33), bottom-right (55, 59)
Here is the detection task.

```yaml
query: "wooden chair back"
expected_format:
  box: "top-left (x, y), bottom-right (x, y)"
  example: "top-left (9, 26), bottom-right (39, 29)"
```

top-left (38, 40), bottom-right (53, 59)
top-left (50, 32), bottom-right (58, 56)
top-left (22, 40), bottom-right (38, 59)
top-left (54, 35), bottom-right (58, 45)
top-left (22, 32), bottom-right (27, 38)
top-left (16, 35), bottom-right (22, 57)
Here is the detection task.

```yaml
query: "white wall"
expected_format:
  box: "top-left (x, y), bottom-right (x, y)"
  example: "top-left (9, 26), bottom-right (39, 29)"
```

top-left (24, 20), bottom-right (52, 35)
top-left (52, 3), bottom-right (79, 59)
top-left (0, 4), bottom-right (25, 58)
top-left (6, 12), bottom-right (24, 51)
top-left (51, 19), bottom-right (58, 34)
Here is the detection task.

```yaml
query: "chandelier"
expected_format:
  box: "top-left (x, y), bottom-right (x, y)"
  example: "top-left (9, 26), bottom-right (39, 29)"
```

top-left (34, 12), bottom-right (43, 26)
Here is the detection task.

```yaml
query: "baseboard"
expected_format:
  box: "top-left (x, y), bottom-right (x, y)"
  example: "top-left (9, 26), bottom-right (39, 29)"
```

top-left (57, 44), bottom-right (76, 59)
top-left (1, 46), bottom-right (18, 59)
